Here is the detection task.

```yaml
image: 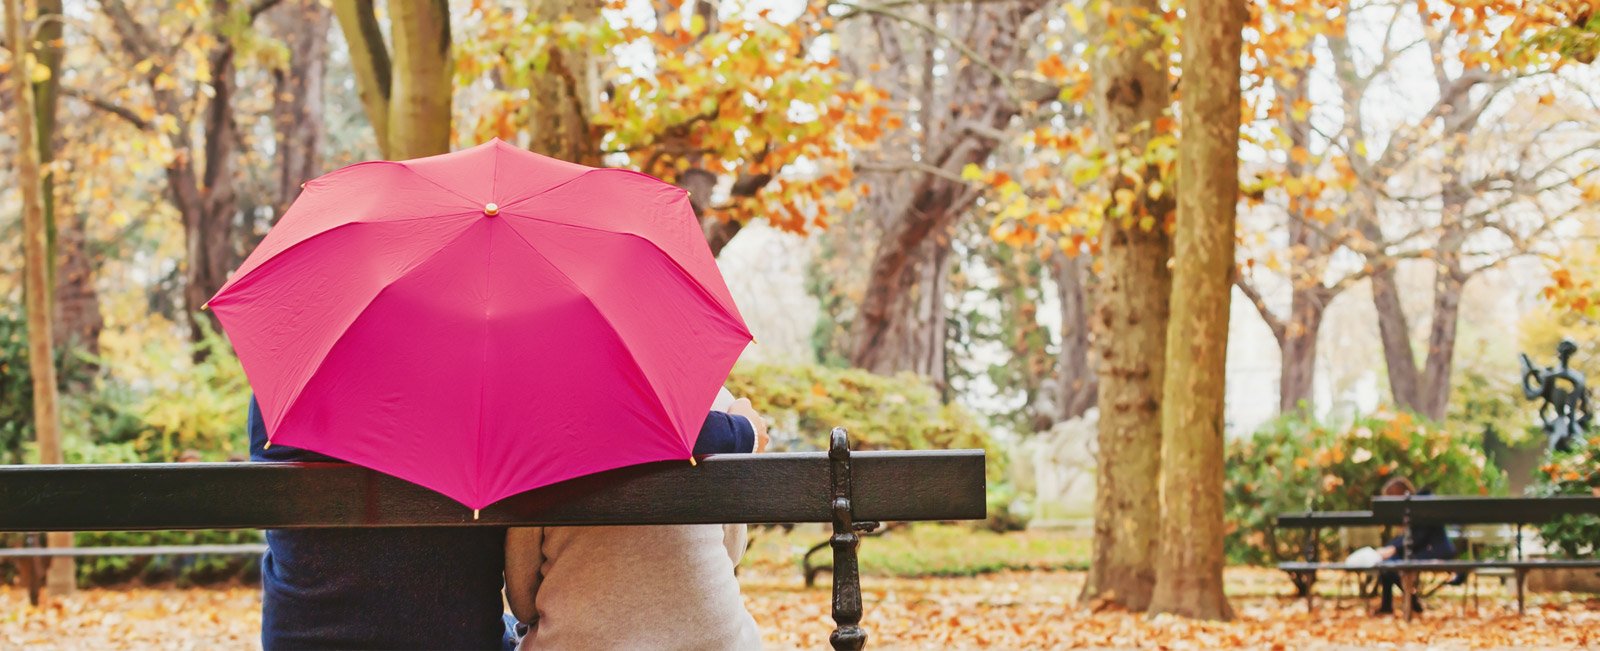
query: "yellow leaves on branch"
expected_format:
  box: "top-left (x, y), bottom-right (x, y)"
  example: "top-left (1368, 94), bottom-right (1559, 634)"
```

top-left (459, 0), bottom-right (882, 234)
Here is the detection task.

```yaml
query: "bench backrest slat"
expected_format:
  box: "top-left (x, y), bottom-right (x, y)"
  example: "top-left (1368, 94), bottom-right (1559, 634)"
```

top-left (1275, 510), bottom-right (1397, 528)
top-left (0, 450), bottom-right (987, 532)
top-left (1370, 495), bottom-right (1600, 525)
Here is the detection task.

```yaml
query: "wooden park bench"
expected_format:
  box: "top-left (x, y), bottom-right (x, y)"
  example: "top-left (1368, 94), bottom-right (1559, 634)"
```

top-left (1277, 495), bottom-right (1600, 619)
top-left (0, 430), bottom-right (986, 650)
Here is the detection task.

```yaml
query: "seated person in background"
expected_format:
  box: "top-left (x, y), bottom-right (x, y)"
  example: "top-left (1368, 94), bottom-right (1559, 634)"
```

top-left (1373, 476), bottom-right (1457, 615)
top-left (504, 396), bottom-right (770, 651)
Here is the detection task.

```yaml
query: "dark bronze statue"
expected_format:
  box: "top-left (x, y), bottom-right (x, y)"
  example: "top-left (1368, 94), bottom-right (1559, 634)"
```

top-left (1519, 338), bottom-right (1592, 453)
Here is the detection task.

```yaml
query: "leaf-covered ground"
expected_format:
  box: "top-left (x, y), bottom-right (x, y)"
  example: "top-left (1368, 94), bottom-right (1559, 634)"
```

top-left (4, 567), bottom-right (1597, 649)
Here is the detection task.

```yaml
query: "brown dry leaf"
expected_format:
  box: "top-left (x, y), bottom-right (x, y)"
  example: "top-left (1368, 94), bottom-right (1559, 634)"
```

top-left (4, 568), bottom-right (1598, 650)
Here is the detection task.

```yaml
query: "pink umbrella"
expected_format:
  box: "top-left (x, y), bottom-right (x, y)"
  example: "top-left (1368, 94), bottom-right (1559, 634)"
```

top-left (208, 139), bottom-right (751, 510)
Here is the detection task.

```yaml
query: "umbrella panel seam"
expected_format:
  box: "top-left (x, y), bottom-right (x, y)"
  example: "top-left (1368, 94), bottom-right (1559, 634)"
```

top-left (494, 217), bottom-right (691, 457)
top-left (261, 219), bottom-right (488, 439)
top-left (498, 211), bottom-right (748, 338)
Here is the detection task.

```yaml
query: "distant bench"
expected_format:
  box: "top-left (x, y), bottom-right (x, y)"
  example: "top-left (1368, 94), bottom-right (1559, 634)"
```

top-left (1276, 496), bottom-right (1600, 618)
top-left (0, 430), bottom-right (987, 651)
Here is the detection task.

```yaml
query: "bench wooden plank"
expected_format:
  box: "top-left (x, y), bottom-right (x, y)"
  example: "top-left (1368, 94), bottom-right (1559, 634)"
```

top-left (1371, 496), bottom-right (1600, 524)
top-left (1280, 559), bottom-right (1600, 572)
top-left (0, 544), bottom-right (268, 558)
top-left (1276, 510), bottom-right (1397, 528)
top-left (0, 450), bottom-right (986, 532)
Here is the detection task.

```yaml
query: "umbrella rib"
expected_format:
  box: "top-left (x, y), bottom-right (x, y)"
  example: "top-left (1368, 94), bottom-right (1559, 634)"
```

top-left (495, 221), bottom-right (689, 454)
top-left (213, 212), bottom-right (479, 304)
top-left (496, 168), bottom-right (611, 213)
top-left (499, 212), bottom-right (750, 339)
top-left (391, 160), bottom-right (482, 207)
top-left (264, 221), bottom-right (488, 440)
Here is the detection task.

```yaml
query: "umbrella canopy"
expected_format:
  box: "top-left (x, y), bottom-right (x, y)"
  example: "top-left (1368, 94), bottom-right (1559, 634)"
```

top-left (209, 139), bottom-right (752, 510)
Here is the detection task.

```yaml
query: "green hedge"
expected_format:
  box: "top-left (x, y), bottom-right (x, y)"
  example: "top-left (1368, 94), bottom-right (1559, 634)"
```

top-left (726, 362), bottom-right (1010, 527)
top-left (1528, 436), bottom-right (1600, 558)
top-left (1224, 409), bottom-right (1506, 565)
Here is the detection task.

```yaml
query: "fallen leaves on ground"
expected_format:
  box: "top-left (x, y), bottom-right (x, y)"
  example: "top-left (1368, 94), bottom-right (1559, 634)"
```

top-left (3, 567), bottom-right (1597, 649)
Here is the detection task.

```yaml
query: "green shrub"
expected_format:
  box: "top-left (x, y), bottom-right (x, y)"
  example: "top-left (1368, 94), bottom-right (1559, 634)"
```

top-left (1224, 408), bottom-right (1506, 565)
top-left (1528, 436), bottom-right (1600, 558)
top-left (725, 362), bottom-right (1009, 526)
top-left (73, 530), bottom-right (263, 587)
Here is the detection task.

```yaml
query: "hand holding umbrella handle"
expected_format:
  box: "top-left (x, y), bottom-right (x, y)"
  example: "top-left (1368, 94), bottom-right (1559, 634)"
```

top-left (726, 398), bottom-right (769, 453)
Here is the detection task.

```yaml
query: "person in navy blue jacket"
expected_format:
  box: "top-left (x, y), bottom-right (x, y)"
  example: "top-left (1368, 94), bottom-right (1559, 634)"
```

top-left (1373, 477), bottom-right (1458, 615)
top-left (246, 395), bottom-right (759, 650)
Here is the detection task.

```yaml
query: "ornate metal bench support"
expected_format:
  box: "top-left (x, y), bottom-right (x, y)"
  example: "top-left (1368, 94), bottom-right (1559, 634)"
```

top-left (828, 428), bottom-right (878, 651)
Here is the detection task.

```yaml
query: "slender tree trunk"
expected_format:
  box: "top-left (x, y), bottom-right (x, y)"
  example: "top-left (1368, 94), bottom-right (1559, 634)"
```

top-left (1416, 266), bottom-right (1463, 419)
top-left (33, 0), bottom-right (61, 291)
top-left (6, 0), bottom-right (73, 596)
top-left (1370, 264), bottom-right (1422, 412)
top-left (332, 0), bottom-right (393, 158)
top-left (271, 0), bottom-right (331, 218)
top-left (1053, 254), bottom-right (1098, 421)
top-left (33, 0), bottom-right (98, 361)
top-left (1079, 0), bottom-right (1173, 612)
top-left (1147, 0), bottom-right (1242, 620)
top-left (1279, 287), bottom-right (1327, 413)
top-left (53, 199), bottom-right (102, 360)
top-left (387, 0), bottom-right (452, 159)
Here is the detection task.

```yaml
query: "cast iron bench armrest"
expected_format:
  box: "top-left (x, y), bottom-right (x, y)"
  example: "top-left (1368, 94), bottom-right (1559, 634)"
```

top-left (0, 429), bottom-right (984, 651)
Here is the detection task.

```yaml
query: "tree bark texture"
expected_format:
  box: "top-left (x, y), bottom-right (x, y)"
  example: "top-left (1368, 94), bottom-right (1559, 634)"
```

top-left (1079, 0), bottom-right (1173, 613)
top-left (386, 0), bottom-right (452, 160)
top-left (528, 0), bottom-right (603, 166)
top-left (845, 0), bottom-right (1049, 385)
top-left (1053, 254), bottom-right (1098, 421)
top-left (271, 0), bottom-right (331, 218)
top-left (1147, 0), bottom-right (1244, 621)
top-left (6, 0), bottom-right (74, 596)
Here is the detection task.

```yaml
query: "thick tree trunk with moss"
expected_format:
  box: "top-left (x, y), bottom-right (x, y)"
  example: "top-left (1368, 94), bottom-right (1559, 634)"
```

top-left (1147, 0), bottom-right (1242, 621)
top-left (335, 0), bottom-right (453, 160)
top-left (6, 0), bottom-right (73, 596)
top-left (1078, 0), bottom-right (1172, 613)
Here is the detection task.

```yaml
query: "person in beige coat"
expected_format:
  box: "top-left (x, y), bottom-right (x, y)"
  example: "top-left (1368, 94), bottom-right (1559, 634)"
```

top-left (504, 397), bottom-right (769, 650)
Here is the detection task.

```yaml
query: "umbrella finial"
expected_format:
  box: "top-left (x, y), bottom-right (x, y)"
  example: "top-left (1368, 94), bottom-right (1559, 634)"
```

top-left (484, 203), bottom-right (500, 217)
top-left (473, 509), bottom-right (481, 520)
top-left (263, 439), bottom-right (272, 450)
top-left (689, 456), bottom-right (698, 466)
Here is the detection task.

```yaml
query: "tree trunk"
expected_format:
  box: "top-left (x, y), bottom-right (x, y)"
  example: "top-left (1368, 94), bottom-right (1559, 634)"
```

top-left (271, 0), bottom-right (331, 218)
top-left (853, 233), bottom-right (952, 387)
top-left (1279, 286), bottom-right (1327, 413)
top-left (177, 6), bottom-right (245, 337)
top-left (1053, 254), bottom-right (1097, 421)
top-left (1147, 0), bottom-right (1243, 621)
top-left (34, 0), bottom-right (99, 362)
top-left (1370, 265), bottom-right (1423, 411)
top-left (1415, 266), bottom-right (1463, 420)
top-left (53, 201), bottom-right (103, 360)
top-left (332, 0), bottom-right (393, 158)
top-left (33, 0), bottom-right (62, 292)
top-left (528, 0), bottom-right (603, 165)
top-left (335, 0), bottom-right (451, 160)
top-left (1079, 0), bottom-right (1173, 613)
top-left (5, 0), bottom-right (73, 596)
top-left (386, 0), bottom-right (452, 159)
